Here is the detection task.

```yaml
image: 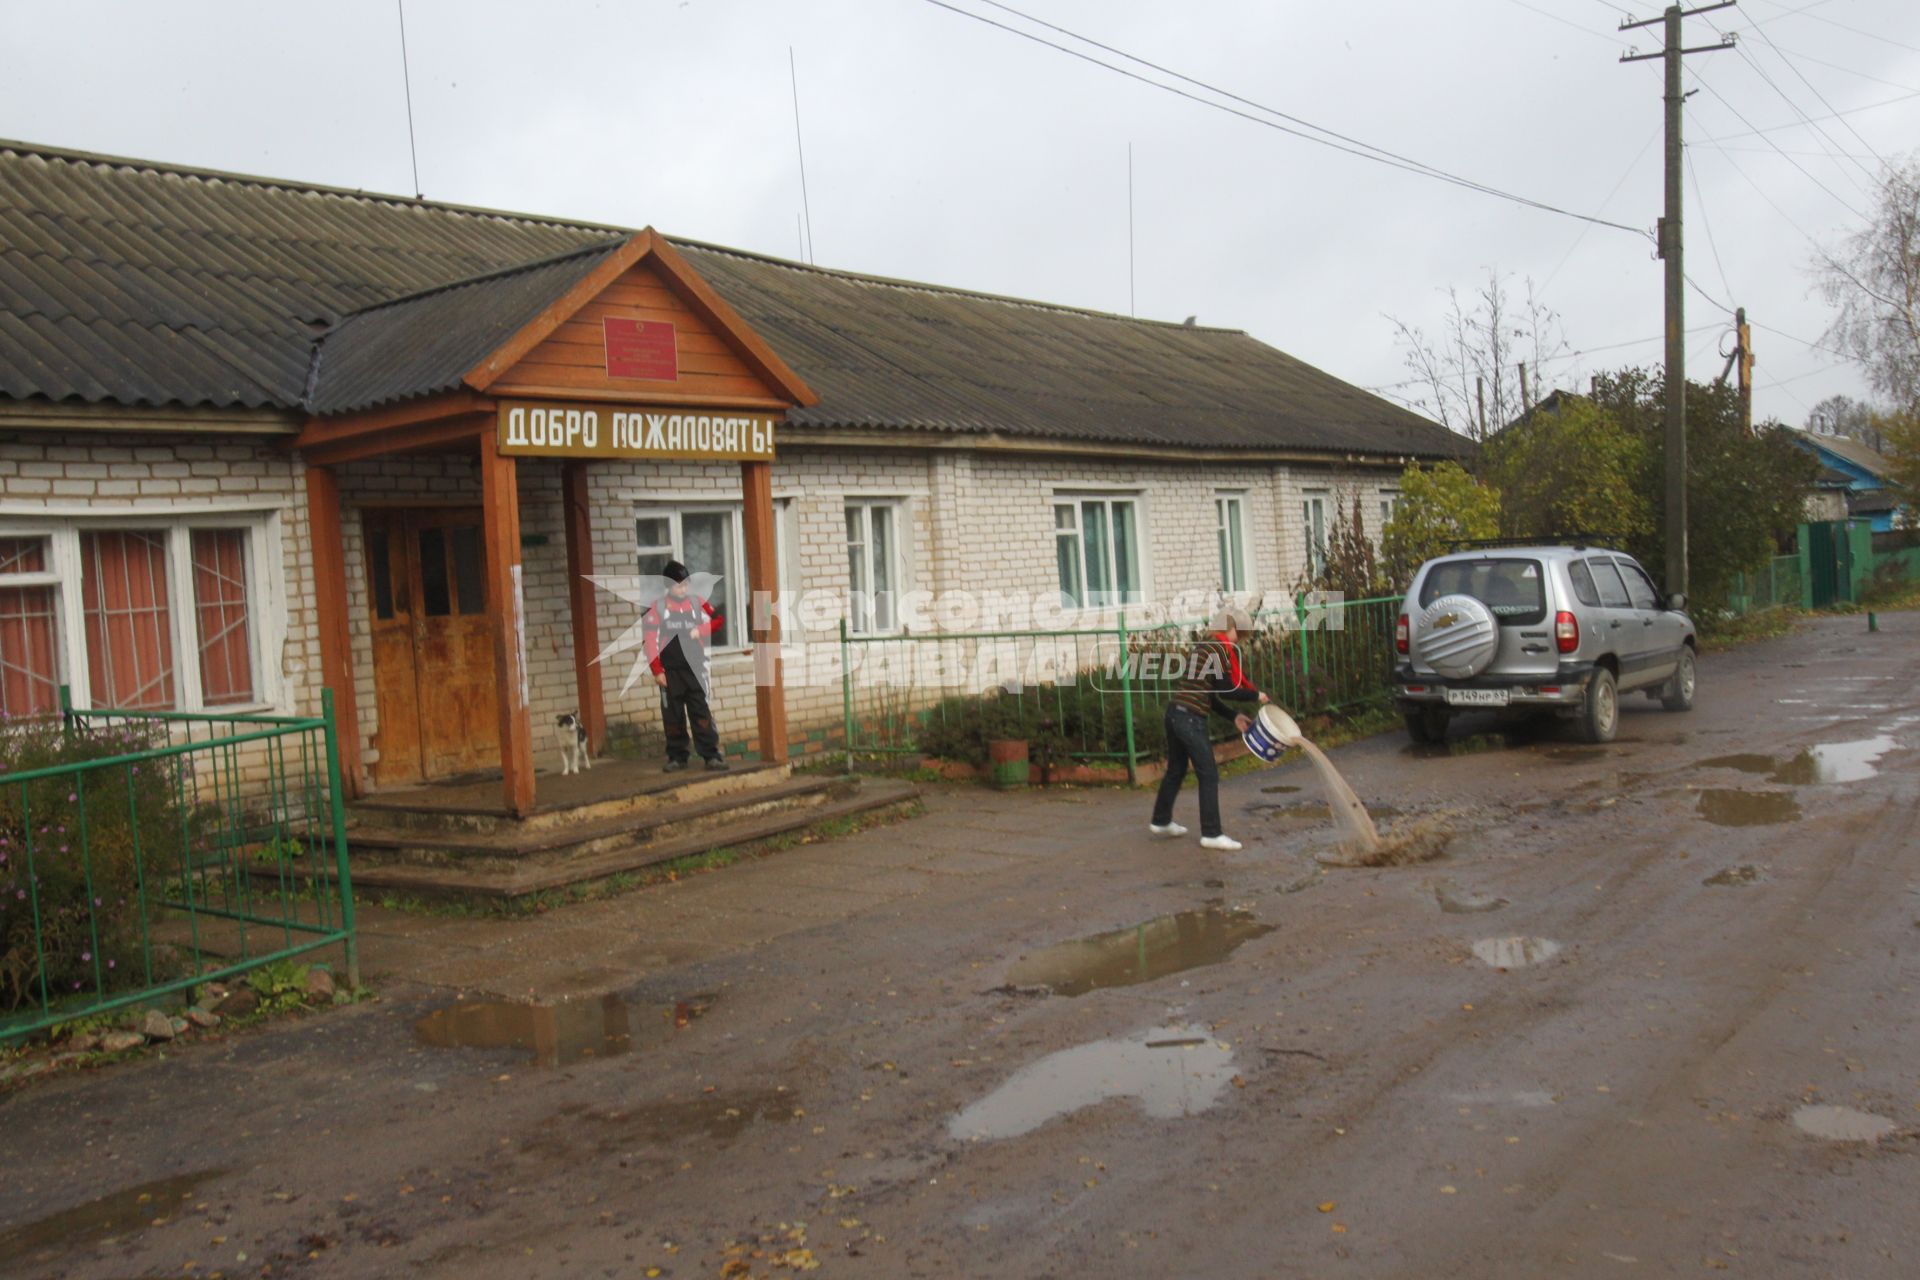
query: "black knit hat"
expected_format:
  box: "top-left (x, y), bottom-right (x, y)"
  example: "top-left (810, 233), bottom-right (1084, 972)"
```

top-left (662, 559), bottom-right (691, 583)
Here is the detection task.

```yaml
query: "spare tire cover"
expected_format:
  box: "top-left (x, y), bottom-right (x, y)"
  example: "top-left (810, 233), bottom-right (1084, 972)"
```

top-left (1415, 593), bottom-right (1499, 679)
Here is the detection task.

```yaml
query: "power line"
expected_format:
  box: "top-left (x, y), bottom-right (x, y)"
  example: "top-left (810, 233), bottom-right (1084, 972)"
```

top-left (1695, 85), bottom-right (1920, 142)
top-left (1543, 124), bottom-right (1662, 293)
top-left (1728, 42), bottom-right (1875, 189)
top-left (1746, 0), bottom-right (1920, 54)
top-left (1367, 323), bottom-right (1722, 392)
top-left (788, 48), bottom-right (816, 265)
top-left (1760, 41), bottom-right (1920, 93)
top-left (395, 0), bottom-right (422, 198)
top-left (1741, 20), bottom-right (1889, 173)
top-left (1683, 146), bottom-right (1737, 306)
top-left (1686, 66), bottom-right (1866, 219)
top-left (924, 0), bottom-right (1650, 238)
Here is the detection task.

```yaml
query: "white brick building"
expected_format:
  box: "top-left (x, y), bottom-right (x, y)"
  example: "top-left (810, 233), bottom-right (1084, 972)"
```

top-left (0, 142), bottom-right (1466, 811)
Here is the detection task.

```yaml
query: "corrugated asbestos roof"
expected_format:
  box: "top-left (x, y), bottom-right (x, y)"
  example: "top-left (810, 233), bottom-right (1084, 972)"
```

top-left (0, 140), bottom-right (1467, 458)
top-left (307, 240), bottom-right (623, 414)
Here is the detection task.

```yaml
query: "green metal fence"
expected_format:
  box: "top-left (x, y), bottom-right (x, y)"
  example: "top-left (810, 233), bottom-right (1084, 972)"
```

top-left (0, 689), bottom-right (356, 1045)
top-left (839, 595), bottom-right (1403, 778)
top-left (1725, 554), bottom-right (1803, 617)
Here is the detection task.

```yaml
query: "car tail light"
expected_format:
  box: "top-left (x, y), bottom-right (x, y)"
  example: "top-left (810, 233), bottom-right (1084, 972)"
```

top-left (1554, 611), bottom-right (1579, 654)
top-left (1395, 613), bottom-right (1410, 655)
top-left (1539, 686), bottom-right (1560, 695)
top-left (1404, 685), bottom-right (1427, 694)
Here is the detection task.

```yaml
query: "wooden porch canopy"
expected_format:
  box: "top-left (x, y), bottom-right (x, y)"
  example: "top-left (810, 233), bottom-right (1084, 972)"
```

top-left (292, 229), bottom-right (817, 816)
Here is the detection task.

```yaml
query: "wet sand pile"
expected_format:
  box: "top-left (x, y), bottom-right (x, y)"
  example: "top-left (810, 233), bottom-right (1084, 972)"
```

top-left (1315, 814), bottom-right (1455, 868)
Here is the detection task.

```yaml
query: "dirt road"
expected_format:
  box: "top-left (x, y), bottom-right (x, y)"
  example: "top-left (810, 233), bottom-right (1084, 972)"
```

top-left (3, 612), bottom-right (1916, 1279)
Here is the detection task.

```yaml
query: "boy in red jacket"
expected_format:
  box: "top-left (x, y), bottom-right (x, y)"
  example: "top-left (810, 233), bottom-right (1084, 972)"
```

top-left (643, 560), bottom-right (727, 771)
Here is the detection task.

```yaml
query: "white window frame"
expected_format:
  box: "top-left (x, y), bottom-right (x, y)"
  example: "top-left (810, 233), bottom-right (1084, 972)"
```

top-left (1379, 489), bottom-right (1402, 528)
top-left (1302, 491), bottom-right (1330, 579)
top-left (1053, 493), bottom-right (1146, 609)
top-left (634, 502), bottom-right (752, 655)
top-left (844, 499), bottom-right (903, 636)
top-left (0, 511), bottom-right (284, 714)
top-left (1215, 491), bottom-right (1250, 593)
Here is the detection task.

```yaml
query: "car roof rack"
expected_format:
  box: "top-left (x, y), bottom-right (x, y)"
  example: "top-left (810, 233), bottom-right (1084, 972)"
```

top-left (1444, 533), bottom-right (1621, 552)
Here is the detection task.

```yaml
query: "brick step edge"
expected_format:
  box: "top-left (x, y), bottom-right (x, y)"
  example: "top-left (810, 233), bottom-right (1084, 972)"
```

top-left (343, 775), bottom-right (855, 860)
top-left (265, 780), bottom-right (921, 902)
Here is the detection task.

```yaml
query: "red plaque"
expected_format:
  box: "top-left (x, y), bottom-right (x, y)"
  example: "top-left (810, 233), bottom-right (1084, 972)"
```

top-left (603, 318), bottom-right (678, 380)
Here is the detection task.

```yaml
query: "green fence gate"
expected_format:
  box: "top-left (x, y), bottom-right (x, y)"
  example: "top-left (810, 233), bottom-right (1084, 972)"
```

top-left (0, 689), bottom-right (357, 1045)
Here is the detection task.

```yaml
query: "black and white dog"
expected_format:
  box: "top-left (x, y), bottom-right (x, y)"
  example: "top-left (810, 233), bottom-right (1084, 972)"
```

top-left (556, 712), bottom-right (592, 775)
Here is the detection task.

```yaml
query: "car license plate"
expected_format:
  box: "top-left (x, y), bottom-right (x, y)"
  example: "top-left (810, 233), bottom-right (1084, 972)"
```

top-left (1445, 688), bottom-right (1510, 707)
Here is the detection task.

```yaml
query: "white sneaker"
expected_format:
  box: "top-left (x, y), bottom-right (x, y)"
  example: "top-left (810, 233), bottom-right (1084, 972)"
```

top-left (1149, 821), bottom-right (1188, 837)
top-left (1199, 834), bottom-right (1243, 852)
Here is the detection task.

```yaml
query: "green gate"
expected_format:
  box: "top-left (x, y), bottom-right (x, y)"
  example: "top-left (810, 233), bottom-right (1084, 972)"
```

top-left (0, 690), bottom-right (357, 1045)
top-left (1805, 521), bottom-right (1848, 609)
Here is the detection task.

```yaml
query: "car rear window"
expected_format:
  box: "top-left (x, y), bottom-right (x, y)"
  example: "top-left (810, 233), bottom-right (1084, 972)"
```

top-left (1588, 559), bottom-right (1631, 608)
top-left (1418, 558), bottom-right (1546, 625)
top-left (1568, 561), bottom-right (1602, 608)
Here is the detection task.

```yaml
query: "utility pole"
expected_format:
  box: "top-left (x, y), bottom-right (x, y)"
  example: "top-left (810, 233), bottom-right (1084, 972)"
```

top-left (1476, 375), bottom-right (1487, 442)
top-left (1621, 2), bottom-right (1736, 597)
top-left (1518, 362), bottom-right (1531, 414)
top-left (1735, 306), bottom-right (1754, 433)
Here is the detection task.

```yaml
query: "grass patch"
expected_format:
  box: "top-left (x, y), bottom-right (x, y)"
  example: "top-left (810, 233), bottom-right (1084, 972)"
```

top-left (1699, 607), bottom-right (1803, 653)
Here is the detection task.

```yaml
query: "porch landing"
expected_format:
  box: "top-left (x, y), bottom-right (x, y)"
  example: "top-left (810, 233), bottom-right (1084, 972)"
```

top-left (318, 758), bottom-right (919, 902)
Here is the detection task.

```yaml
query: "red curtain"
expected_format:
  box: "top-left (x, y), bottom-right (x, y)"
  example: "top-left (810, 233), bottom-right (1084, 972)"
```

top-left (0, 538), bottom-right (59, 717)
top-left (81, 530), bottom-right (175, 709)
top-left (191, 530), bottom-right (254, 705)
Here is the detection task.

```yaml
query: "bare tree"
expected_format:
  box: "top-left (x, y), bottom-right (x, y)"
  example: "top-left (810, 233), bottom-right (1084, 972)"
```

top-left (1819, 156), bottom-right (1920, 412)
top-left (1805, 394), bottom-right (1882, 451)
top-left (1387, 270), bottom-right (1572, 441)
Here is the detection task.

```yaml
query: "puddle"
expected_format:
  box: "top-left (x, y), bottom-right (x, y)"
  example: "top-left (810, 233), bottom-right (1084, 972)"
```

top-left (1793, 1105), bottom-right (1898, 1142)
top-left (0, 1170), bottom-right (225, 1258)
top-left (1259, 784), bottom-right (1301, 794)
top-left (1775, 737), bottom-right (1898, 784)
top-left (1699, 737), bottom-right (1900, 786)
top-left (1255, 800), bottom-right (1399, 821)
top-left (1471, 937), bottom-right (1563, 969)
top-left (948, 1026), bottom-right (1236, 1140)
top-left (1545, 747), bottom-right (1614, 764)
top-left (1695, 789), bottom-right (1801, 827)
top-left (1433, 878), bottom-right (1509, 914)
top-left (1005, 908), bottom-right (1273, 997)
top-left (414, 992), bottom-right (715, 1068)
top-left (1703, 864), bottom-right (1762, 887)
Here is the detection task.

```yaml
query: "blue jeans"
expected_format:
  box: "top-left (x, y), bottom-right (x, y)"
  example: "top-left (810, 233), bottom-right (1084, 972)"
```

top-left (1151, 704), bottom-right (1221, 838)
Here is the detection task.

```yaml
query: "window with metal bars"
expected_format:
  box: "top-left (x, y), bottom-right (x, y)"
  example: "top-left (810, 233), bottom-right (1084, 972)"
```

top-left (81, 530), bottom-right (176, 710)
top-left (0, 536), bottom-right (60, 717)
top-left (191, 529), bottom-right (254, 705)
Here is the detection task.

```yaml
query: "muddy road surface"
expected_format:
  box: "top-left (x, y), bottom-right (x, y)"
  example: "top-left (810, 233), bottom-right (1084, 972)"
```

top-left (3, 613), bottom-right (1917, 1278)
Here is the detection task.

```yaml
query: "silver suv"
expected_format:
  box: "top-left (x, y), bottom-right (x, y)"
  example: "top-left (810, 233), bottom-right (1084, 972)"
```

top-left (1392, 542), bottom-right (1696, 744)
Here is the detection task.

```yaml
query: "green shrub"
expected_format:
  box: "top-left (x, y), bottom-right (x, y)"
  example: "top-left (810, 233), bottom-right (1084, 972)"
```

top-left (0, 718), bottom-right (190, 1014)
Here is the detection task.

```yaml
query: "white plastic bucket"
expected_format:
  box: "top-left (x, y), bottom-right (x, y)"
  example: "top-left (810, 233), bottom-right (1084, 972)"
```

top-left (1241, 705), bottom-right (1303, 762)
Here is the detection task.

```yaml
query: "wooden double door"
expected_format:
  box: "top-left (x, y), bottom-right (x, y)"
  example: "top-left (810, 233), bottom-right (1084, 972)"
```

top-left (362, 508), bottom-right (501, 784)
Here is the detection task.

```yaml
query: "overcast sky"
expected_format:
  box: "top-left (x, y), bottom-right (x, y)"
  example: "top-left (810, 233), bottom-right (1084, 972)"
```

top-left (4, 0), bottom-right (1917, 431)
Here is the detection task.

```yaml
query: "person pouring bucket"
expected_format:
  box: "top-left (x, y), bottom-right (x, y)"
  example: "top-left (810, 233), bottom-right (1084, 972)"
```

top-left (1149, 604), bottom-right (1271, 851)
top-left (643, 559), bottom-right (728, 772)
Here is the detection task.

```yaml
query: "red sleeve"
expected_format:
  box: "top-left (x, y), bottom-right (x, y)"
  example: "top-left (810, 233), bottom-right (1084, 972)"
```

top-left (643, 602), bottom-right (665, 675)
top-left (1219, 634), bottom-right (1253, 690)
top-left (695, 597), bottom-right (719, 642)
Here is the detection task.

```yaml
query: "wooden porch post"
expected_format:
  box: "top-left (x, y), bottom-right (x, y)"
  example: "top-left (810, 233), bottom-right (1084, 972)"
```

top-left (561, 461), bottom-right (607, 753)
top-left (304, 462), bottom-right (364, 797)
top-left (480, 435), bottom-right (536, 816)
top-left (740, 459), bottom-right (788, 763)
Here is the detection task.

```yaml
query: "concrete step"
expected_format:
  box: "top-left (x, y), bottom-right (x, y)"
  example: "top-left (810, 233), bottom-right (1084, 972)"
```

top-left (348, 760), bottom-right (792, 836)
top-left (274, 779), bottom-right (921, 903)
top-left (344, 775), bottom-right (855, 871)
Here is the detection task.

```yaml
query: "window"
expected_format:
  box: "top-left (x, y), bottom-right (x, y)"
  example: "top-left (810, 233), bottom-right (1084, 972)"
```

top-left (81, 530), bottom-right (176, 709)
top-left (0, 536), bottom-right (61, 717)
top-left (635, 505), bottom-right (751, 649)
top-left (1302, 493), bottom-right (1329, 579)
top-left (0, 518), bottom-right (275, 713)
top-left (1216, 494), bottom-right (1248, 592)
top-left (845, 501), bottom-right (901, 635)
top-left (1380, 490), bottom-right (1402, 527)
top-left (190, 530), bottom-right (255, 705)
top-left (1568, 560), bottom-right (1602, 608)
top-left (1054, 496), bottom-right (1142, 607)
top-left (1419, 558), bottom-right (1547, 625)
top-left (1616, 558), bottom-right (1659, 611)
top-left (1588, 559), bottom-right (1631, 608)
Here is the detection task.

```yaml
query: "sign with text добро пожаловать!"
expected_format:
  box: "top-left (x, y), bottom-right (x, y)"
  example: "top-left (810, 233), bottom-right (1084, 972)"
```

top-left (495, 400), bottom-right (777, 461)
